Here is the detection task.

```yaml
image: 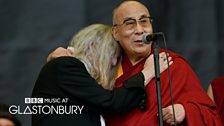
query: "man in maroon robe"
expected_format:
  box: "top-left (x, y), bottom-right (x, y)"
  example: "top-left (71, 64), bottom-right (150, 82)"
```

top-left (104, 1), bottom-right (222, 126)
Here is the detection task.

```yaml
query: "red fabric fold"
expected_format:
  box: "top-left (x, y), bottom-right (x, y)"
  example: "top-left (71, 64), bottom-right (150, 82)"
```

top-left (211, 77), bottom-right (224, 123)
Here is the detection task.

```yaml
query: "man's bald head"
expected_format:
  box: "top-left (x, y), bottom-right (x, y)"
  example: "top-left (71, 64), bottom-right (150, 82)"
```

top-left (112, 0), bottom-right (150, 26)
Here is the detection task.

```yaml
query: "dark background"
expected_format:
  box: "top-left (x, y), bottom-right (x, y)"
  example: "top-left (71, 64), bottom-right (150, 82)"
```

top-left (0, 0), bottom-right (223, 126)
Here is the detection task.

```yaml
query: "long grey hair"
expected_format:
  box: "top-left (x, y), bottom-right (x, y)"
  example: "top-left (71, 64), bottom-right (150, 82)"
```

top-left (69, 24), bottom-right (120, 90)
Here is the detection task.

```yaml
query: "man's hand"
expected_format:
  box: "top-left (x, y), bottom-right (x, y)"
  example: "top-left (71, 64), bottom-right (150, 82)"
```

top-left (47, 47), bottom-right (73, 62)
top-left (162, 104), bottom-right (185, 125)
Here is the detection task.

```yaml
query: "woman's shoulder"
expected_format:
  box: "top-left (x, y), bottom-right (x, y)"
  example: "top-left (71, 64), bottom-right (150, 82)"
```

top-left (52, 56), bottom-right (81, 64)
top-left (47, 56), bottom-right (85, 69)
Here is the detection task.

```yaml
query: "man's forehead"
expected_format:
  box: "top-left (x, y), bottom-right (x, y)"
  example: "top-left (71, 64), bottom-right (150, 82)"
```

top-left (117, 8), bottom-right (149, 21)
top-left (122, 14), bottom-right (149, 21)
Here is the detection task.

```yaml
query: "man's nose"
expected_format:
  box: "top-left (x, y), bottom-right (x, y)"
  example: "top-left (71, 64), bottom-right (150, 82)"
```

top-left (134, 22), bottom-right (144, 35)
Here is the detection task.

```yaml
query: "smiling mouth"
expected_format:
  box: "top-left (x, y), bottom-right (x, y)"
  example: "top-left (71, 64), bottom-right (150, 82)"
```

top-left (134, 40), bottom-right (144, 43)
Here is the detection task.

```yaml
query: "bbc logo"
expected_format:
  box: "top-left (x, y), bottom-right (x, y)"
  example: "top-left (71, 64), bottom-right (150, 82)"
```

top-left (25, 98), bottom-right (43, 104)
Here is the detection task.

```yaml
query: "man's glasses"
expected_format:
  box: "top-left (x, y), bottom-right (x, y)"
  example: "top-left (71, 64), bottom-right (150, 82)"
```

top-left (113, 16), bottom-right (152, 30)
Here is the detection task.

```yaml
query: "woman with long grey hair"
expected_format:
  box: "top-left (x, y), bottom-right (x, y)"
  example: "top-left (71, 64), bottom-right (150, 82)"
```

top-left (32, 24), bottom-right (151, 126)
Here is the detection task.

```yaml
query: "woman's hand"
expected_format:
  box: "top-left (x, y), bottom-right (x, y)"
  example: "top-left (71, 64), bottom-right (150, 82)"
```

top-left (47, 47), bottom-right (73, 62)
top-left (142, 52), bottom-right (173, 85)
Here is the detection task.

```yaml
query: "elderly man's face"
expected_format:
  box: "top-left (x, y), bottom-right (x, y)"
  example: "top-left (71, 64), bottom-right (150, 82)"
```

top-left (112, 1), bottom-right (153, 58)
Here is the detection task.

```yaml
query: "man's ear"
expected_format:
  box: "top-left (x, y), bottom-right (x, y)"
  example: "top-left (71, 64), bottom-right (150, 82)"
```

top-left (112, 27), bottom-right (118, 41)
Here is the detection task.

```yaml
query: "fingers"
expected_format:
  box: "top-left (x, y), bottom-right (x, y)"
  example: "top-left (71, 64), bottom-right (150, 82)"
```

top-left (162, 106), bottom-right (175, 125)
top-left (162, 104), bottom-right (186, 125)
top-left (46, 47), bottom-right (70, 62)
top-left (162, 111), bottom-right (171, 121)
top-left (162, 106), bottom-right (172, 120)
top-left (159, 53), bottom-right (173, 73)
top-left (160, 53), bottom-right (165, 60)
top-left (159, 52), bottom-right (170, 62)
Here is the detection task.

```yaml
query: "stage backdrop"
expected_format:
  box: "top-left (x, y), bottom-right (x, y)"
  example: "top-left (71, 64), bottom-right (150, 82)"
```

top-left (0, 0), bottom-right (223, 126)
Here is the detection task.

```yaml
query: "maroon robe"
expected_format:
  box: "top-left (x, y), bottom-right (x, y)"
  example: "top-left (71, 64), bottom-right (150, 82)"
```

top-left (211, 77), bottom-right (224, 123)
top-left (105, 49), bottom-right (222, 126)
